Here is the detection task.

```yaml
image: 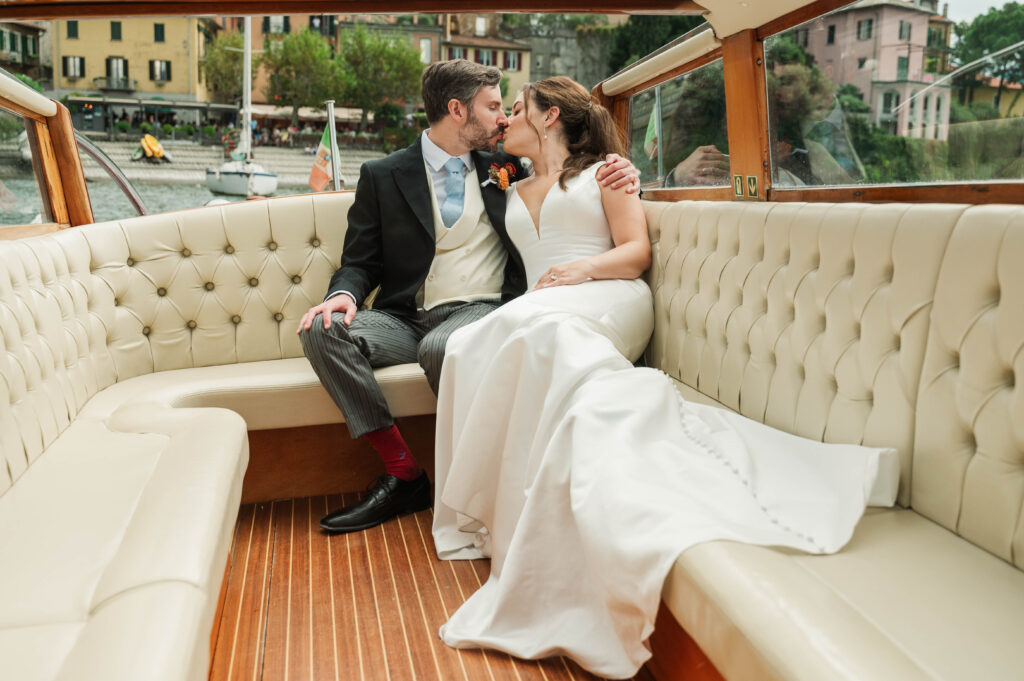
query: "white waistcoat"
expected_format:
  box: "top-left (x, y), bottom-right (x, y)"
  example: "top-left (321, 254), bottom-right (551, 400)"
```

top-left (418, 163), bottom-right (508, 310)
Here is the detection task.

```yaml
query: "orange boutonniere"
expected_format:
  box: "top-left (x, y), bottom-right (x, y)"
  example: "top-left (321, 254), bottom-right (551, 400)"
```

top-left (484, 162), bottom-right (516, 190)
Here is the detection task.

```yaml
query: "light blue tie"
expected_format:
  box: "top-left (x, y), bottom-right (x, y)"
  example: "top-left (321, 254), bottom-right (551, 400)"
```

top-left (440, 157), bottom-right (466, 228)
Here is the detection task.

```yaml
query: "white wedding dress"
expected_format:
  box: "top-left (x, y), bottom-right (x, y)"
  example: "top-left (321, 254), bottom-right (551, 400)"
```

top-left (432, 162), bottom-right (900, 679)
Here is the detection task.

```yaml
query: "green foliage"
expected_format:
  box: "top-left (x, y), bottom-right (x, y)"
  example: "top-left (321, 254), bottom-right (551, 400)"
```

top-left (969, 100), bottom-right (1001, 120)
top-left (202, 31), bottom-right (261, 103)
top-left (114, 120), bottom-right (130, 133)
top-left (202, 124), bottom-right (216, 136)
top-left (140, 122), bottom-right (154, 133)
top-left (949, 100), bottom-right (976, 123)
top-left (499, 75), bottom-right (509, 99)
top-left (14, 73), bottom-right (43, 93)
top-left (836, 84), bottom-right (871, 114)
top-left (412, 112), bottom-right (428, 129)
top-left (381, 125), bottom-right (419, 153)
top-left (767, 32), bottom-right (814, 67)
top-left (953, 3), bottom-right (1024, 109)
top-left (162, 122), bottom-right (174, 135)
top-left (607, 15), bottom-right (705, 73)
top-left (374, 102), bottom-right (404, 129)
top-left (180, 124), bottom-right (196, 135)
top-left (0, 116), bottom-right (23, 141)
top-left (337, 24), bottom-right (423, 132)
top-left (263, 29), bottom-right (349, 128)
top-left (846, 116), bottom-right (917, 183)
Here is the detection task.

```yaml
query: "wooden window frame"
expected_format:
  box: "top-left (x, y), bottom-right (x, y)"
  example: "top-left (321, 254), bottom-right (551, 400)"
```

top-left (603, 0), bottom-right (1024, 205)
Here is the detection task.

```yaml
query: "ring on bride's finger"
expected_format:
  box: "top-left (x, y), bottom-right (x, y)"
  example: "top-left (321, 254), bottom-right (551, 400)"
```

top-left (549, 275), bottom-right (558, 281)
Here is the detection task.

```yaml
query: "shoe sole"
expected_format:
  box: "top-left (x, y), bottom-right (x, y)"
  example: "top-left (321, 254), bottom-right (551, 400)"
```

top-left (319, 497), bottom-right (432, 535)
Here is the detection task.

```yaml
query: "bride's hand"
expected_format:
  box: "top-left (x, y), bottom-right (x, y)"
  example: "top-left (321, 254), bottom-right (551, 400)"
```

top-left (535, 261), bottom-right (594, 289)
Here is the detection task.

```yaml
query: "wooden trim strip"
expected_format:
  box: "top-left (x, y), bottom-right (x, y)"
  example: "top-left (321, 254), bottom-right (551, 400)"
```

top-left (31, 119), bottom-right (69, 224)
top-left (757, 0), bottom-right (860, 39)
top-left (0, 99), bottom-right (45, 123)
top-left (0, 0), bottom-right (704, 20)
top-left (769, 183), bottom-right (1024, 205)
top-left (47, 102), bottom-right (93, 226)
top-left (641, 186), bottom-right (735, 201)
top-left (0, 223), bottom-right (63, 239)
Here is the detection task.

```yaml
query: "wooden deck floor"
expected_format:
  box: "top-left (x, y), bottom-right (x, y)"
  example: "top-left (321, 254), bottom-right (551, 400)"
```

top-left (210, 495), bottom-right (655, 681)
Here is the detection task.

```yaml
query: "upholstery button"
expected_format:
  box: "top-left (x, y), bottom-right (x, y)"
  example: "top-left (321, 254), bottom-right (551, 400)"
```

top-left (884, 264), bottom-right (894, 279)
top-left (225, 245), bottom-right (235, 254)
top-left (310, 238), bottom-right (321, 247)
top-left (291, 275), bottom-right (302, 284)
top-left (1006, 370), bottom-right (1015, 388)
top-left (249, 277), bottom-right (259, 287)
top-left (114, 298), bottom-right (120, 306)
top-left (894, 335), bottom-right (901, 350)
top-left (157, 287), bottom-right (167, 296)
top-left (231, 315), bottom-right (241, 324)
top-left (187, 320), bottom-right (197, 329)
top-left (142, 326), bottom-right (151, 335)
top-left (181, 248), bottom-right (192, 257)
top-left (267, 241), bottom-right (278, 251)
top-left (205, 282), bottom-right (215, 291)
top-left (273, 312), bottom-right (284, 322)
top-left (126, 258), bottom-right (135, 267)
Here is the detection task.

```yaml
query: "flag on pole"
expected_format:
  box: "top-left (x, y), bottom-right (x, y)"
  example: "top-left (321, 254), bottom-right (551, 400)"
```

top-left (308, 127), bottom-right (333, 191)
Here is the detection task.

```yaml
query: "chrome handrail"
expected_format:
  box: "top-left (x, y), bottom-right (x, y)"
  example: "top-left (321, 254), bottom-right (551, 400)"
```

top-left (74, 131), bottom-right (148, 217)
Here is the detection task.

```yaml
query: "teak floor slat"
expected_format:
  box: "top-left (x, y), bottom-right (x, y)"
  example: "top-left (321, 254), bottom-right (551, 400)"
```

top-left (211, 497), bottom-right (655, 681)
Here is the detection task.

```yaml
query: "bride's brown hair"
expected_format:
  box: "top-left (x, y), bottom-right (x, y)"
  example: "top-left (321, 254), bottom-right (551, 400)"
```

top-left (521, 76), bottom-right (625, 190)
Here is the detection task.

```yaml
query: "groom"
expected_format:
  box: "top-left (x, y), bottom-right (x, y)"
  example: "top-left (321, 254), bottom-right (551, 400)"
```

top-left (298, 59), bottom-right (638, 534)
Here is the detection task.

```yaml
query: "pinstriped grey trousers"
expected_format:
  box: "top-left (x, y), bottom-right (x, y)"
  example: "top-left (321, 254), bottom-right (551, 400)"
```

top-left (299, 301), bottom-right (499, 439)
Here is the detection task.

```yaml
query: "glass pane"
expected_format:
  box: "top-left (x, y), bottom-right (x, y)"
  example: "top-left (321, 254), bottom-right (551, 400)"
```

top-left (765, 4), bottom-right (1024, 187)
top-left (630, 59), bottom-right (728, 188)
top-left (0, 109), bottom-right (48, 226)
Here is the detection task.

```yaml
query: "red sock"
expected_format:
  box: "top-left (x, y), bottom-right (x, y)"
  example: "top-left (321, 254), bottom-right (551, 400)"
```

top-left (365, 425), bottom-right (421, 481)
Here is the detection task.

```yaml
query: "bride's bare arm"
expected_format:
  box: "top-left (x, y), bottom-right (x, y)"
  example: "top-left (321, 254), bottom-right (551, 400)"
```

top-left (535, 184), bottom-right (651, 289)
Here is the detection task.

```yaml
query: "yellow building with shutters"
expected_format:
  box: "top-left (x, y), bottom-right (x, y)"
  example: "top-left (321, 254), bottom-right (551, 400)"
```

top-left (50, 17), bottom-right (212, 102)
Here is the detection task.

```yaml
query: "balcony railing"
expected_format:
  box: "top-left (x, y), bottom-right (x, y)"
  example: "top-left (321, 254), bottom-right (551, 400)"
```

top-left (93, 76), bottom-right (135, 92)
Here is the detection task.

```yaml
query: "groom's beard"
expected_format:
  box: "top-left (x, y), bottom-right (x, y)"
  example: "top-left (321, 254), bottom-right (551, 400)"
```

top-left (460, 110), bottom-right (504, 152)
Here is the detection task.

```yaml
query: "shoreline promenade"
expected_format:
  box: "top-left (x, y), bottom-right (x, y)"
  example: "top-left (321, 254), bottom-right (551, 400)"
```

top-left (0, 139), bottom-right (386, 188)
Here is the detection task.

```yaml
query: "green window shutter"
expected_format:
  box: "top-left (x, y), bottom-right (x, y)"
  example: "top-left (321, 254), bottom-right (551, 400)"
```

top-left (67, 21), bottom-right (78, 39)
top-left (149, 60), bottom-right (154, 80)
top-left (283, 16), bottom-right (290, 33)
top-left (111, 21), bottom-right (121, 41)
top-left (155, 23), bottom-right (164, 43)
top-left (1, 31), bottom-right (5, 51)
top-left (167, 61), bottom-right (171, 82)
top-left (262, 16), bottom-right (270, 34)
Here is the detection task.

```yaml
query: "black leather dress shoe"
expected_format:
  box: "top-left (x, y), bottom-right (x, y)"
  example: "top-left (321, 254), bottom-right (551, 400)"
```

top-left (320, 472), bottom-right (431, 534)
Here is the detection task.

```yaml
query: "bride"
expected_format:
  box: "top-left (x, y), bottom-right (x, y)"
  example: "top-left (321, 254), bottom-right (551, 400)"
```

top-left (431, 77), bottom-right (900, 679)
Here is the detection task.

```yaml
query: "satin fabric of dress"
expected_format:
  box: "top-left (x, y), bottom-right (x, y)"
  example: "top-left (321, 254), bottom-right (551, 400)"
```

top-left (431, 162), bottom-right (899, 678)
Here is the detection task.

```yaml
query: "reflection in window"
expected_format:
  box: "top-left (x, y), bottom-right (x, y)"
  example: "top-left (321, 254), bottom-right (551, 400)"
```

top-left (765, 5), bottom-right (1023, 186)
top-left (630, 59), bottom-right (729, 188)
top-left (0, 110), bottom-right (47, 226)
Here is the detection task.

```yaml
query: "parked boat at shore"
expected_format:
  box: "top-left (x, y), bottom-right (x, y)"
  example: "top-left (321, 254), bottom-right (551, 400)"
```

top-left (205, 16), bottom-right (277, 197)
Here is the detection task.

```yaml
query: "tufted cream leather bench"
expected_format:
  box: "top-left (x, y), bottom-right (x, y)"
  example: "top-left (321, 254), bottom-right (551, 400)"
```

top-left (0, 192), bottom-right (434, 681)
top-left (643, 201), bottom-right (1024, 681)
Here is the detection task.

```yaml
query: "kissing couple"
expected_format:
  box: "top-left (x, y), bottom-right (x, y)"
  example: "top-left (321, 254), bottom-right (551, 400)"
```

top-left (299, 59), bottom-right (898, 678)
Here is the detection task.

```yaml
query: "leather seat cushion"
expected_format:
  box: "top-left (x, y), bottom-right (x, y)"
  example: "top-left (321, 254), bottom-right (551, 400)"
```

top-left (664, 507), bottom-right (1024, 681)
top-left (0, 404), bottom-right (247, 681)
top-left (76, 358), bottom-right (436, 430)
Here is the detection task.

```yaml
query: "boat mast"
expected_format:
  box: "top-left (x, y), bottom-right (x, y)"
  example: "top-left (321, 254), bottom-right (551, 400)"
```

top-left (240, 15), bottom-right (252, 161)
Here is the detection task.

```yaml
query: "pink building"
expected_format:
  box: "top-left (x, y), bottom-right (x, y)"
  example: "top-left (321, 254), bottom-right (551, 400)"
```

top-left (801, 0), bottom-right (951, 140)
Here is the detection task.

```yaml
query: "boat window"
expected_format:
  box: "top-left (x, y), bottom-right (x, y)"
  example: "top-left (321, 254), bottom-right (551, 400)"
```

top-left (764, 8), bottom-right (1024, 189)
top-left (0, 109), bottom-right (48, 227)
top-left (630, 59), bottom-right (728, 189)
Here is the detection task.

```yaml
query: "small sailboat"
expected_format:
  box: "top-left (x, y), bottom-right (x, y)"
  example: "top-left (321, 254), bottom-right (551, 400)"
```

top-left (205, 16), bottom-right (278, 197)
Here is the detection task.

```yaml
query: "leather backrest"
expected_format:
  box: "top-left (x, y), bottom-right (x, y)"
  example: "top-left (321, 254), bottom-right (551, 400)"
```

top-left (913, 206), bottom-right (1024, 569)
top-left (643, 200), bottom-right (966, 507)
top-left (0, 193), bottom-right (352, 497)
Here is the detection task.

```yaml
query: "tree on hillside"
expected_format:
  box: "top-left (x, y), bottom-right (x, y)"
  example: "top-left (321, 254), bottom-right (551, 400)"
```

top-left (262, 29), bottom-right (349, 128)
top-left (954, 2), bottom-right (1024, 112)
top-left (337, 24), bottom-right (424, 132)
top-left (607, 15), bottom-right (705, 73)
top-left (202, 32), bottom-right (261, 103)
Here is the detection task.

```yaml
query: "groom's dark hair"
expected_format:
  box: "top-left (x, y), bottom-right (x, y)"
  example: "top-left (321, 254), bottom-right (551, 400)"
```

top-left (422, 60), bottom-right (502, 125)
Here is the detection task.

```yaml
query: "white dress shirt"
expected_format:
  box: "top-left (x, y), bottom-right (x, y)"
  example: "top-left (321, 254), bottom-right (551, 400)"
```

top-left (328, 129), bottom-right (472, 306)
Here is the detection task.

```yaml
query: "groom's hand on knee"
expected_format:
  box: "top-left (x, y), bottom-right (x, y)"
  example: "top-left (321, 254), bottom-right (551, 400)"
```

top-left (297, 294), bottom-right (357, 334)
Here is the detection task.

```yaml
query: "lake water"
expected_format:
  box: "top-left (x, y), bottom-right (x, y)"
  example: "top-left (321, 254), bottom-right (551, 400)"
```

top-left (0, 176), bottom-right (319, 225)
top-left (87, 180), bottom-right (318, 223)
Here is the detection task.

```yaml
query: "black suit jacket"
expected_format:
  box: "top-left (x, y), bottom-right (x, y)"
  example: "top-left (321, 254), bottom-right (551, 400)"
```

top-left (327, 134), bottom-right (527, 316)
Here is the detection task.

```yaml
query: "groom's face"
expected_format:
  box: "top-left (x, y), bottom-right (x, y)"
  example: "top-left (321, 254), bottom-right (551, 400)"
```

top-left (458, 85), bottom-right (508, 152)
